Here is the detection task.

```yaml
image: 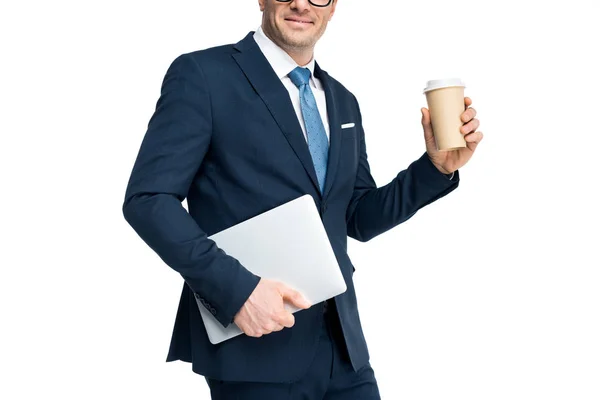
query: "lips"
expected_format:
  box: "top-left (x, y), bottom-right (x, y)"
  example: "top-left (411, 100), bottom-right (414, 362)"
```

top-left (285, 17), bottom-right (313, 24)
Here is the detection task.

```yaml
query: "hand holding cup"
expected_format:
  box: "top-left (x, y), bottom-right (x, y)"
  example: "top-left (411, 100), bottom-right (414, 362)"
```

top-left (421, 78), bottom-right (483, 174)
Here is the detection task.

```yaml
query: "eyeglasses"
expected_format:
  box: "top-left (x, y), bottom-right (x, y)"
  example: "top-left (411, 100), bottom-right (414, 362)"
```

top-left (276, 0), bottom-right (333, 7)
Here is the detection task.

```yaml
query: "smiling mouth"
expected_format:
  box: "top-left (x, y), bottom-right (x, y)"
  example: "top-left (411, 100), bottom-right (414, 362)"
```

top-left (285, 18), bottom-right (313, 24)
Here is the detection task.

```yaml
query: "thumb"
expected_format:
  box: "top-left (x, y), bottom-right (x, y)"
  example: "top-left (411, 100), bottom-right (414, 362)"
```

top-left (421, 108), bottom-right (437, 152)
top-left (280, 285), bottom-right (311, 309)
top-left (421, 108), bottom-right (435, 143)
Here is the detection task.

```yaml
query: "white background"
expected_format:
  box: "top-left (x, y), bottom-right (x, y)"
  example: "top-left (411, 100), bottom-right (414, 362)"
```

top-left (2, 0), bottom-right (599, 399)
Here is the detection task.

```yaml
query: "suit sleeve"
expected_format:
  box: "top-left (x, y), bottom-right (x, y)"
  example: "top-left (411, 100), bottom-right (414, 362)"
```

top-left (346, 95), bottom-right (460, 242)
top-left (122, 54), bottom-right (260, 327)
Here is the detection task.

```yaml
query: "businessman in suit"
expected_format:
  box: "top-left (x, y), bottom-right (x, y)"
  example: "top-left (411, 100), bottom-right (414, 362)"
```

top-left (123, 0), bottom-right (483, 398)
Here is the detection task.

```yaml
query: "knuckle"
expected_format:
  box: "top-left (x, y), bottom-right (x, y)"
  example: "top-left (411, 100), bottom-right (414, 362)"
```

top-left (275, 313), bottom-right (287, 325)
top-left (269, 311), bottom-right (280, 321)
top-left (252, 329), bottom-right (263, 337)
top-left (265, 322), bottom-right (277, 332)
top-left (279, 315), bottom-right (290, 327)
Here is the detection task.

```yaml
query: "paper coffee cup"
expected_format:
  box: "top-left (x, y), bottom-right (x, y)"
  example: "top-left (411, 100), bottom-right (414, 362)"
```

top-left (423, 78), bottom-right (467, 151)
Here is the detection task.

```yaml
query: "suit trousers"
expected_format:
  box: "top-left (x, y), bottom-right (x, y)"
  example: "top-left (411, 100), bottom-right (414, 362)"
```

top-left (205, 301), bottom-right (381, 400)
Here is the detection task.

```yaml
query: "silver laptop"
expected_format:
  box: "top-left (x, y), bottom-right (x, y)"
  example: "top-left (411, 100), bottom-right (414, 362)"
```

top-left (193, 194), bottom-right (347, 344)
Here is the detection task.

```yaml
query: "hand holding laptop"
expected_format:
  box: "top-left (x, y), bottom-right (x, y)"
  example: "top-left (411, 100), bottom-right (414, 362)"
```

top-left (234, 278), bottom-right (311, 338)
top-left (197, 195), bottom-right (346, 344)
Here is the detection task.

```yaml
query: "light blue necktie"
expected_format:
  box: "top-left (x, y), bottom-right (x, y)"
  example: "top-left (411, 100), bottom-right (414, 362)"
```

top-left (288, 67), bottom-right (329, 194)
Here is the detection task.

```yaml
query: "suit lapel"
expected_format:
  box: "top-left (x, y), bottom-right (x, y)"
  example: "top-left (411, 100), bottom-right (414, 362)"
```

top-left (232, 33), bottom-right (321, 196)
top-left (314, 63), bottom-right (342, 200)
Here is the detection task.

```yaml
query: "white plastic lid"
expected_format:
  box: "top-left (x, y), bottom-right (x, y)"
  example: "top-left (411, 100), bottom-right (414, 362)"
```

top-left (423, 78), bottom-right (466, 93)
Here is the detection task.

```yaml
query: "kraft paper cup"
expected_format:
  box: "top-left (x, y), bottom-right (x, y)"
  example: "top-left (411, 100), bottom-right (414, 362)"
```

top-left (423, 78), bottom-right (467, 151)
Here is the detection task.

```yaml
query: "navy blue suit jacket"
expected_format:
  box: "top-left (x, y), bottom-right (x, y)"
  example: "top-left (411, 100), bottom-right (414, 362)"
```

top-left (123, 32), bottom-right (459, 383)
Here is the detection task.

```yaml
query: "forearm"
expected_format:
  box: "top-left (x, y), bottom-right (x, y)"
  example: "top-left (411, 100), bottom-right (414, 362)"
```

top-left (123, 193), bottom-right (260, 327)
top-left (346, 153), bottom-right (459, 242)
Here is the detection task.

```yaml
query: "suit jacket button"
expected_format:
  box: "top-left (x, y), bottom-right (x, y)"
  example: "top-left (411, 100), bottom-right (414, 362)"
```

top-left (210, 307), bottom-right (217, 315)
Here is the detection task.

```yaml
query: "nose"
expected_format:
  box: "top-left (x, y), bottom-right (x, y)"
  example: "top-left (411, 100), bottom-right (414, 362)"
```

top-left (289, 0), bottom-right (311, 12)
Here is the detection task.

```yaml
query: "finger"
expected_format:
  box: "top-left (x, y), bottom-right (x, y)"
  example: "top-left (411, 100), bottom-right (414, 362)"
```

top-left (244, 328), bottom-right (263, 338)
top-left (281, 286), bottom-right (311, 309)
top-left (464, 131), bottom-right (484, 144)
top-left (464, 97), bottom-right (472, 107)
top-left (421, 107), bottom-right (431, 126)
top-left (461, 118), bottom-right (480, 135)
top-left (264, 321), bottom-right (285, 333)
top-left (461, 107), bottom-right (476, 123)
top-left (276, 311), bottom-right (295, 328)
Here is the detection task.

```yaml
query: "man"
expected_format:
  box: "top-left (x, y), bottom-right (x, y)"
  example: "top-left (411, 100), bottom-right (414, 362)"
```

top-left (123, 0), bottom-right (483, 398)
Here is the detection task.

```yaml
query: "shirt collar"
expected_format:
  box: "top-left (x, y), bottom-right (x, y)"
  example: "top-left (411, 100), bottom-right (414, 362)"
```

top-left (253, 26), bottom-right (316, 84)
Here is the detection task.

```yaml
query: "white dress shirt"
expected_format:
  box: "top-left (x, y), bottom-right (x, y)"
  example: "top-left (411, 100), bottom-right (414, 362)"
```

top-left (253, 26), bottom-right (330, 143)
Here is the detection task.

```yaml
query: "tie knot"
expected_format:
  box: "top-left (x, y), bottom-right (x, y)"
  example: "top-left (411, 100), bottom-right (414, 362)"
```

top-left (288, 67), bottom-right (311, 88)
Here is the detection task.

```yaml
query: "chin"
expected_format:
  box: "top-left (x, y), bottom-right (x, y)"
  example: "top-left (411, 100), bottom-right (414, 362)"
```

top-left (281, 30), bottom-right (317, 49)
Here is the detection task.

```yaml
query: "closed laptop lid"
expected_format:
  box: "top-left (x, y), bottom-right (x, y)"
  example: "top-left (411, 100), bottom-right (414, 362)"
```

top-left (196, 194), bottom-right (347, 344)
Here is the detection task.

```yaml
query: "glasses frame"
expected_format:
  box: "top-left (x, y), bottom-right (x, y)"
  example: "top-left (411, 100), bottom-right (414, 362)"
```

top-left (275, 0), bottom-right (333, 7)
